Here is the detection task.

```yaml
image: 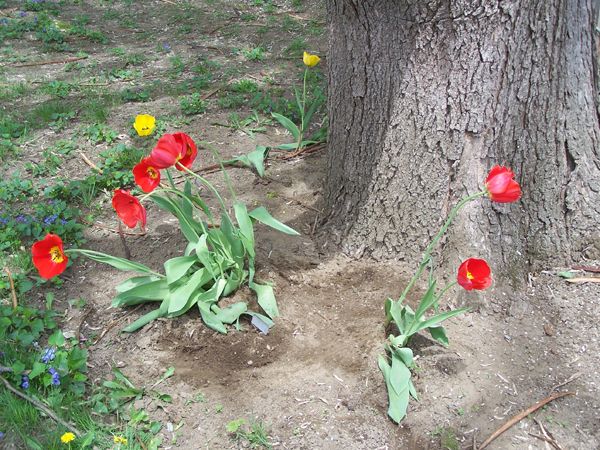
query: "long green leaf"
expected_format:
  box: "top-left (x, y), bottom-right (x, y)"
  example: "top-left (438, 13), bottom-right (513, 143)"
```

top-left (71, 249), bottom-right (162, 276)
top-left (271, 112), bottom-right (300, 140)
top-left (250, 282), bottom-right (279, 319)
top-left (248, 206), bottom-right (300, 235)
top-left (164, 256), bottom-right (197, 285)
top-left (167, 269), bottom-right (211, 315)
top-left (198, 302), bottom-right (227, 334)
top-left (195, 234), bottom-right (217, 280)
top-left (211, 302), bottom-right (247, 324)
top-left (151, 195), bottom-right (200, 244)
top-left (112, 279), bottom-right (169, 307)
top-left (427, 325), bottom-right (449, 346)
top-left (378, 354), bottom-right (410, 423)
top-left (274, 140), bottom-right (317, 150)
top-left (234, 202), bottom-right (255, 258)
top-left (122, 301), bottom-right (168, 332)
top-left (411, 307), bottom-right (470, 334)
top-left (116, 276), bottom-right (161, 293)
top-left (413, 281), bottom-right (437, 320)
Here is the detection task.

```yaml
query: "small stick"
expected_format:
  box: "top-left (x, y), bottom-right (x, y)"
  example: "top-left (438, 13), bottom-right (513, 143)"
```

top-left (0, 376), bottom-right (82, 436)
top-left (477, 392), bottom-right (575, 450)
top-left (76, 308), bottom-right (95, 348)
top-left (12, 56), bottom-right (87, 68)
top-left (4, 266), bottom-right (18, 309)
top-left (565, 277), bottom-right (600, 283)
top-left (78, 151), bottom-right (103, 173)
top-left (550, 372), bottom-right (582, 392)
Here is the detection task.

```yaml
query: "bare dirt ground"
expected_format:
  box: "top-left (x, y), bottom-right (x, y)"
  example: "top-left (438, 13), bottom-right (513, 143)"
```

top-left (2, 0), bottom-right (599, 448)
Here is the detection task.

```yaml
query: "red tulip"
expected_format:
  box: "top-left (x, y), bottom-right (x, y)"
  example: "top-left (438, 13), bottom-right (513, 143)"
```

top-left (112, 189), bottom-right (147, 229)
top-left (485, 166), bottom-right (521, 203)
top-left (32, 233), bottom-right (68, 279)
top-left (148, 134), bottom-right (185, 169)
top-left (133, 157), bottom-right (161, 193)
top-left (457, 258), bottom-right (492, 291)
top-left (173, 132), bottom-right (197, 171)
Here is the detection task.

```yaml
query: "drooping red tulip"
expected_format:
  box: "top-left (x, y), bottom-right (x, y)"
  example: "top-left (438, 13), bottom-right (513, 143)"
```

top-left (112, 189), bottom-right (147, 229)
top-left (457, 258), bottom-right (492, 291)
top-left (133, 157), bottom-right (161, 193)
top-left (173, 132), bottom-right (197, 171)
top-left (32, 233), bottom-right (68, 279)
top-left (485, 166), bottom-right (521, 203)
top-left (148, 134), bottom-right (185, 169)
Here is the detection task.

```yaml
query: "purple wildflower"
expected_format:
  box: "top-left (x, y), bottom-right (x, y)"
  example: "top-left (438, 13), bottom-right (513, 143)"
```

top-left (20, 375), bottom-right (29, 389)
top-left (48, 367), bottom-right (61, 386)
top-left (43, 214), bottom-right (58, 225)
top-left (41, 347), bottom-right (56, 363)
top-left (162, 42), bottom-right (171, 52)
top-left (0, 217), bottom-right (8, 225)
top-left (15, 214), bottom-right (29, 224)
top-left (18, 11), bottom-right (27, 17)
top-left (0, 431), bottom-right (4, 440)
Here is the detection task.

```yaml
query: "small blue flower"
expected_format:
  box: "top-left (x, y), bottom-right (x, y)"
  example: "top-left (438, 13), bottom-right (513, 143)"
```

top-left (43, 214), bottom-right (58, 225)
top-left (18, 11), bottom-right (27, 17)
top-left (162, 42), bottom-right (171, 52)
top-left (20, 375), bottom-right (29, 389)
top-left (0, 217), bottom-right (8, 225)
top-left (0, 431), bottom-right (4, 440)
top-left (48, 367), bottom-right (60, 386)
top-left (60, 218), bottom-right (68, 225)
top-left (15, 214), bottom-right (29, 224)
top-left (41, 347), bottom-right (56, 363)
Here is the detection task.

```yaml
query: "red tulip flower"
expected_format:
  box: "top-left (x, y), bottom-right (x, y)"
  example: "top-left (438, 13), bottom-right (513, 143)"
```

top-left (173, 132), bottom-right (197, 171)
top-left (485, 166), bottom-right (521, 203)
top-left (133, 157), bottom-right (161, 193)
top-left (32, 233), bottom-right (68, 279)
top-left (148, 134), bottom-right (185, 169)
top-left (112, 189), bottom-right (147, 229)
top-left (457, 258), bottom-right (492, 291)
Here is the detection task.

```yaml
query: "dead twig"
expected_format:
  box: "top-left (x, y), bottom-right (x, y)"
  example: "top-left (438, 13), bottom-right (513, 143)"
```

top-left (571, 265), bottom-right (600, 273)
top-left (565, 277), bottom-right (600, 284)
top-left (76, 308), bottom-right (96, 348)
top-left (477, 391), bottom-right (575, 450)
top-left (4, 266), bottom-right (18, 309)
top-left (12, 56), bottom-right (87, 68)
top-left (550, 372), bottom-right (582, 392)
top-left (532, 417), bottom-right (564, 450)
top-left (78, 151), bottom-right (103, 173)
top-left (1, 376), bottom-right (82, 436)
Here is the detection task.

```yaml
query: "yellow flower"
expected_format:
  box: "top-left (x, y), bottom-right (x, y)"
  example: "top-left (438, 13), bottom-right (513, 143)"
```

top-left (303, 51), bottom-right (321, 68)
top-left (61, 432), bottom-right (76, 444)
top-left (114, 436), bottom-right (128, 445)
top-left (133, 114), bottom-right (156, 137)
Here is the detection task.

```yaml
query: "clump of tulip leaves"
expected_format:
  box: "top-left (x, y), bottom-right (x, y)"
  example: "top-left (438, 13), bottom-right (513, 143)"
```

top-left (78, 172), bottom-right (298, 334)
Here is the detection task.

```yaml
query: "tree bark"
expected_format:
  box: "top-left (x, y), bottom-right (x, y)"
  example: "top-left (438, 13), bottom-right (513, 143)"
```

top-left (325, 0), bottom-right (600, 279)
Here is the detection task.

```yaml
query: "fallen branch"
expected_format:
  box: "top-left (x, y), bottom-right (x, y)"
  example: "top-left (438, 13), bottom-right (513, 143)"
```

top-left (4, 266), bottom-right (18, 309)
top-left (12, 56), bottom-right (87, 68)
top-left (477, 391), bottom-right (575, 450)
top-left (78, 151), bottom-right (102, 173)
top-left (571, 265), bottom-right (600, 273)
top-left (0, 376), bottom-right (82, 436)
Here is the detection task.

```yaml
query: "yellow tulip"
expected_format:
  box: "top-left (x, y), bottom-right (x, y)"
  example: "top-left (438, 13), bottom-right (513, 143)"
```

top-left (61, 432), bottom-right (76, 444)
top-left (133, 114), bottom-right (156, 137)
top-left (303, 51), bottom-right (321, 68)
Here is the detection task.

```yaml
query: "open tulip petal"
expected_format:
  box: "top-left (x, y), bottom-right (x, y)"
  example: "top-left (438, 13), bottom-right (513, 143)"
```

top-left (133, 158), bottom-right (161, 193)
top-left (149, 134), bottom-right (185, 169)
top-left (133, 114), bottom-right (156, 137)
top-left (173, 132), bottom-right (198, 170)
top-left (32, 234), bottom-right (68, 279)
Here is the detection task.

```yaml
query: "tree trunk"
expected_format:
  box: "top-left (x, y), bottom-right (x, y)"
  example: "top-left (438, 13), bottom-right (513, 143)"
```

top-left (324, 0), bottom-right (600, 280)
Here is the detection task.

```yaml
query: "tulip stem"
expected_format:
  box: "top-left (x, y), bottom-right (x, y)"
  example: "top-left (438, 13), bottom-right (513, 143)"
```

top-left (198, 141), bottom-right (238, 204)
top-left (397, 191), bottom-right (487, 303)
top-left (435, 281), bottom-right (458, 310)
